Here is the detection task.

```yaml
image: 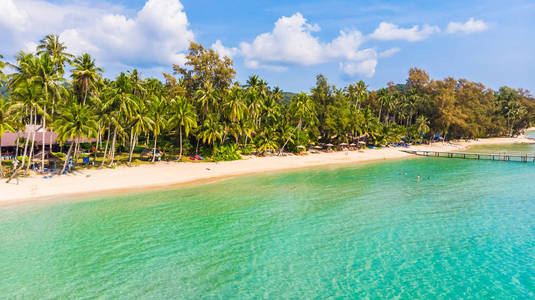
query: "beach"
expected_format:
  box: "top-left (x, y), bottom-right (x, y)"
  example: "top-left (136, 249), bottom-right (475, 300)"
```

top-left (1, 136), bottom-right (534, 204)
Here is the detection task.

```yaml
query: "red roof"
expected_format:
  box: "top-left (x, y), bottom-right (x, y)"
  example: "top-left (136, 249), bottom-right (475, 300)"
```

top-left (1, 127), bottom-right (96, 147)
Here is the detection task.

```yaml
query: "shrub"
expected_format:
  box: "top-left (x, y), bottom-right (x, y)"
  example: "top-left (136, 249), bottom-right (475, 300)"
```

top-left (239, 145), bottom-right (254, 155)
top-left (213, 144), bottom-right (241, 162)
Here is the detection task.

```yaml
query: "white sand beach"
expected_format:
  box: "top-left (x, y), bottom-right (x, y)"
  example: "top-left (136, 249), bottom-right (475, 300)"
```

top-left (1, 136), bottom-right (534, 204)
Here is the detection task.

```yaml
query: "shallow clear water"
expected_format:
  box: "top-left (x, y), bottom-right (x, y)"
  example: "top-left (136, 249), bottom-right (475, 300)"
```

top-left (1, 153), bottom-right (535, 298)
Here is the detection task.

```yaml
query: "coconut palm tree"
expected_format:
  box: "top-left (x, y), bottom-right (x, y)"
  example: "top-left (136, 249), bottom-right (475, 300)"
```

top-left (415, 115), bottom-right (430, 139)
top-left (9, 79), bottom-right (43, 172)
top-left (53, 101), bottom-right (98, 175)
top-left (36, 34), bottom-right (73, 75)
top-left (33, 54), bottom-right (66, 171)
top-left (257, 128), bottom-right (279, 155)
top-left (0, 97), bottom-right (15, 177)
top-left (223, 86), bottom-right (246, 122)
top-left (169, 96), bottom-right (197, 160)
top-left (201, 114), bottom-right (223, 148)
top-left (355, 80), bottom-right (368, 111)
top-left (126, 101), bottom-right (153, 167)
top-left (148, 95), bottom-right (167, 162)
top-left (0, 54), bottom-right (6, 84)
top-left (71, 53), bottom-right (103, 105)
top-left (195, 80), bottom-right (218, 116)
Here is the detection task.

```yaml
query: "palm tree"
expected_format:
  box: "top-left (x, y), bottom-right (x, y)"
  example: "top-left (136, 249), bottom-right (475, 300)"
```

top-left (223, 86), bottom-right (246, 122)
top-left (201, 114), bottom-right (223, 148)
top-left (127, 102), bottom-right (153, 166)
top-left (290, 92), bottom-right (316, 143)
top-left (148, 95), bottom-right (167, 162)
top-left (355, 80), bottom-right (368, 111)
top-left (377, 88), bottom-right (388, 122)
top-left (9, 78), bottom-right (43, 172)
top-left (36, 34), bottom-right (73, 75)
top-left (53, 101), bottom-right (98, 175)
top-left (169, 97), bottom-right (197, 160)
top-left (415, 115), bottom-right (430, 140)
top-left (0, 98), bottom-right (15, 177)
top-left (71, 54), bottom-right (103, 105)
top-left (33, 54), bottom-right (66, 171)
top-left (0, 54), bottom-right (6, 84)
top-left (257, 128), bottom-right (279, 155)
top-left (195, 81), bottom-right (218, 116)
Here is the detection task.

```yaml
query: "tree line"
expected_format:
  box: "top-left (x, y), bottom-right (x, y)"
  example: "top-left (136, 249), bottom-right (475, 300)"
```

top-left (0, 35), bottom-right (534, 177)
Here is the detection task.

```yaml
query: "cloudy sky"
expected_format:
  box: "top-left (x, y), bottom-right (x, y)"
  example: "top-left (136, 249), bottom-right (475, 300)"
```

top-left (1, 0), bottom-right (534, 92)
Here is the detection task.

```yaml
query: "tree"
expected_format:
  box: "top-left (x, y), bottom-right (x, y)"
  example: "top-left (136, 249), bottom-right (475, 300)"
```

top-left (0, 54), bottom-right (6, 84)
top-left (36, 34), bottom-right (73, 75)
top-left (53, 101), bottom-right (98, 175)
top-left (415, 115), bottom-right (430, 140)
top-left (71, 53), bottom-right (103, 105)
top-left (169, 97), bottom-right (197, 160)
top-left (171, 42), bottom-right (235, 96)
top-left (223, 86), bottom-right (246, 122)
top-left (126, 101), bottom-right (153, 166)
top-left (200, 114), bottom-right (223, 148)
top-left (33, 54), bottom-right (66, 172)
top-left (0, 97), bottom-right (15, 177)
top-left (148, 95), bottom-right (167, 162)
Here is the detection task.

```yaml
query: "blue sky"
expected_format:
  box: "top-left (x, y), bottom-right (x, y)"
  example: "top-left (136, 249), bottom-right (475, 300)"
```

top-left (1, 0), bottom-right (534, 92)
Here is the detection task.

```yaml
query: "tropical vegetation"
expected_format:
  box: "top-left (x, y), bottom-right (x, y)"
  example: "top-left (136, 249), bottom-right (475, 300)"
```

top-left (0, 36), bottom-right (534, 178)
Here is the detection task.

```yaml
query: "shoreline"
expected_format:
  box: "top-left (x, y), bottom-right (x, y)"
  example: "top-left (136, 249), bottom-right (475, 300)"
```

top-left (2, 136), bottom-right (534, 206)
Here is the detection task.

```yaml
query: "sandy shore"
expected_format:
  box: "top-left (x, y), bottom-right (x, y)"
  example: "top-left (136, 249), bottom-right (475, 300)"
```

top-left (2, 136), bottom-right (534, 204)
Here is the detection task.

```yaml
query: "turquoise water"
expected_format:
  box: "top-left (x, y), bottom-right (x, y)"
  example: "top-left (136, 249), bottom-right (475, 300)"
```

top-left (1, 152), bottom-right (535, 298)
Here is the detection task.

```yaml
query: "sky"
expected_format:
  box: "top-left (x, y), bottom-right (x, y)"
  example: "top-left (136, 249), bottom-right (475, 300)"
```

top-left (1, 0), bottom-right (534, 93)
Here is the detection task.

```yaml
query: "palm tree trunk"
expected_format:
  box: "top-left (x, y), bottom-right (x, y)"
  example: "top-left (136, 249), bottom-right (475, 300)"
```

top-left (15, 136), bottom-right (20, 157)
top-left (41, 105), bottom-right (47, 172)
top-left (151, 134), bottom-right (158, 163)
top-left (108, 127), bottom-right (117, 167)
top-left (20, 110), bottom-right (33, 171)
top-left (378, 104), bottom-right (382, 122)
top-left (0, 137), bottom-right (3, 177)
top-left (26, 129), bottom-right (36, 172)
top-left (279, 123), bottom-right (299, 156)
top-left (59, 142), bottom-right (74, 175)
top-left (179, 127), bottom-right (183, 160)
top-left (101, 127), bottom-right (110, 167)
top-left (128, 131), bottom-right (135, 166)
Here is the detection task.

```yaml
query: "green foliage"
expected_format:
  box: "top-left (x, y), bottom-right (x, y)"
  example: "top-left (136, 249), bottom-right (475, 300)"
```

top-left (239, 145), bottom-right (254, 155)
top-left (2, 35), bottom-right (534, 176)
top-left (212, 144), bottom-right (241, 161)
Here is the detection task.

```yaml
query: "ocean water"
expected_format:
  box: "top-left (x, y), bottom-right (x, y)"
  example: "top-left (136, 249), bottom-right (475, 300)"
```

top-left (1, 148), bottom-right (535, 298)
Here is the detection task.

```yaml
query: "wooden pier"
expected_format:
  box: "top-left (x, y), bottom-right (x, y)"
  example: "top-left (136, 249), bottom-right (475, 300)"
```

top-left (401, 150), bottom-right (535, 163)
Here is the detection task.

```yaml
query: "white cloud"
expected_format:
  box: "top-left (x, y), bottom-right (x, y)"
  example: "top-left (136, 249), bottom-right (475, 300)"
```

top-left (369, 22), bottom-right (440, 41)
top-left (0, 0), bottom-right (30, 31)
top-left (61, 0), bottom-right (194, 66)
top-left (0, 0), bottom-right (194, 69)
top-left (239, 13), bottom-right (325, 66)
top-left (379, 47), bottom-right (400, 58)
top-left (211, 40), bottom-right (239, 59)
top-left (232, 13), bottom-right (378, 77)
top-left (446, 18), bottom-right (488, 34)
top-left (339, 60), bottom-right (377, 77)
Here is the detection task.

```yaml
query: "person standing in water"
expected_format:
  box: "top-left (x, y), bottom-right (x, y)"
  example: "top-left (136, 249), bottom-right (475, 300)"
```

top-left (417, 174), bottom-right (421, 182)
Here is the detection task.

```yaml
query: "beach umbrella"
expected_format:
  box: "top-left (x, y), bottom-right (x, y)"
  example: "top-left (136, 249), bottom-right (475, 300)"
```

top-left (349, 143), bottom-right (356, 146)
top-left (297, 145), bottom-right (306, 149)
top-left (325, 143), bottom-right (334, 147)
top-left (340, 143), bottom-right (348, 146)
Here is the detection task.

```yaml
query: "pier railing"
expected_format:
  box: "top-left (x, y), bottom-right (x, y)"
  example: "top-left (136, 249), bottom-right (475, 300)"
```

top-left (401, 150), bottom-right (535, 163)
